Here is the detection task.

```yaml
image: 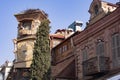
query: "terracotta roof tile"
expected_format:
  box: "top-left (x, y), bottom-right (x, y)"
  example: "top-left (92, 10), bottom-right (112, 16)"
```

top-left (50, 34), bottom-right (65, 39)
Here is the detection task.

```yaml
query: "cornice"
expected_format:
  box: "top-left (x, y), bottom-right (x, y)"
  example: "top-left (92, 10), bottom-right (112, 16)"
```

top-left (74, 7), bottom-right (120, 45)
top-left (17, 35), bottom-right (36, 43)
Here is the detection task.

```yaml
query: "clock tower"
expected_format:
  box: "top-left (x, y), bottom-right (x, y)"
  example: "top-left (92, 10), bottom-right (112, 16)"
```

top-left (13, 9), bottom-right (49, 80)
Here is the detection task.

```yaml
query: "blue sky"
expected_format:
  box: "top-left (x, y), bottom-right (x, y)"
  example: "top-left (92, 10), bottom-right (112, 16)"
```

top-left (0, 0), bottom-right (117, 65)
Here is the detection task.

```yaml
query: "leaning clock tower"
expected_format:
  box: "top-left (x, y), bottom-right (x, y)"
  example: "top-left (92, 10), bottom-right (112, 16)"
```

top-left (13, 9), bottom-right (49, 80)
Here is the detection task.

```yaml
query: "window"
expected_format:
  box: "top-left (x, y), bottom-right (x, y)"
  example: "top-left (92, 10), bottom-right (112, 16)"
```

top-left (63, 45), bottom-right (68, 52)
top-left (112, 33), bottom-right (120, 57)
top-left (59, 45), bottom-right (68, 54)
top-left (22, 21), bottom-right (32, 30)
top-left (112, 33), bottom-right (120, 67)
top-left (94, 5), bottom-right (99, 15)
top-left (75, 23), bottom-right (82, 26)
top-left (96, 39), bottom-right (104, 56)
top-left (82, 48), bottom-right (88, 61)
top-left (59, 47), bottom-right (62, 54)
top-left (22, 50), bottom-right (27, 56)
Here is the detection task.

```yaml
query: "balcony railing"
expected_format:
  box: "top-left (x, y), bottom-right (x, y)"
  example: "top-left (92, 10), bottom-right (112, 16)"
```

top-left (82, 56), bottom-right (109, 76)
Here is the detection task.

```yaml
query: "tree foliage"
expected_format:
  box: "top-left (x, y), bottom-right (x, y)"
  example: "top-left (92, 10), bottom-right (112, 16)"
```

top-left (30, 19), bottom-right (51, 80)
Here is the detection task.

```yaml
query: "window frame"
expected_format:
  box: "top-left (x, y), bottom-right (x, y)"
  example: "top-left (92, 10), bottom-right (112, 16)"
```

top-left (82, 47), bottom-right (88, 61)
top-left (94, 5), bottom-right (99, 15)
top-left (22, 20), bottom-right (32, 30)
top-left (96, 39), bottom-right (104, 56)
top-left (112, 33), bottom-right (120, 67)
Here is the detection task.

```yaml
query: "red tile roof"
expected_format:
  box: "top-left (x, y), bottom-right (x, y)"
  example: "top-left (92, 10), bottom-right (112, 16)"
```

top-left (50, 34), bottom-right (65, 39)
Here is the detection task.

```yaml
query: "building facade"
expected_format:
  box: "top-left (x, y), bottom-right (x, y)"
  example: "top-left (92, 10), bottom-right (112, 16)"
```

top-left (0, 61), bottom-right (13, 80)
top-left (10, 0), bottom-right (120, 80)
top-left (68, 21), bottom-right (83, 32)
top-left (13, 9), bottom-right (49, 80)
top-left (52, 0), bottom-right (120, 80)
top-left (50, 29), bottom-right (73, 49)
top-left (51, 21), bottom-right (83, 80)
top-left (51, 31), bottom-right (80, 80)
top-left (13, 9), bottom-right (78, 80)
top-left (73, 0), bottom-right (120, 80)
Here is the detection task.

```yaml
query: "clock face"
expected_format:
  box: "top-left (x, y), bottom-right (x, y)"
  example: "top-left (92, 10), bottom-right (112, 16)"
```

top-left (17, 41), bottom-right (34, 61)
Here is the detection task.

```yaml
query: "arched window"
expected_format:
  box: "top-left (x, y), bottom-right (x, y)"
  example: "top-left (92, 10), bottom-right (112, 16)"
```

top-left (82, 46), bottom-right (88, 61)
top-left (94, 5), bottom-right (99, 15)
top-left (96, 39), bottom-right (104, 56)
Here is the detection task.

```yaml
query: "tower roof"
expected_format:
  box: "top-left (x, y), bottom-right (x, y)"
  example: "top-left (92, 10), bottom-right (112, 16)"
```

top-left (14, 9), bottom-right (49, 22)
top-left (15, 9), bottom-right (48, 17)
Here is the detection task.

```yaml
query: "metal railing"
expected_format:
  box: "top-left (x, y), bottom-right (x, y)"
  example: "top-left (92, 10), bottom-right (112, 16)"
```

top-left (82, 56), bottom-right (109, 76)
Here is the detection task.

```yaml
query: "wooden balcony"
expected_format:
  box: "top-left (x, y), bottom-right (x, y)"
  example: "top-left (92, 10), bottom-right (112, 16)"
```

top-left (82, 56), bottom-right (109, 76)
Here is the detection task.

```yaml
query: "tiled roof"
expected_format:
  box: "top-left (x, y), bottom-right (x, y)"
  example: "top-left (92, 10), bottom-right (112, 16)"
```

top-left (55, 29), bottom-right (73, 33)
top-left (50, 34), bottom-right (65, 39)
